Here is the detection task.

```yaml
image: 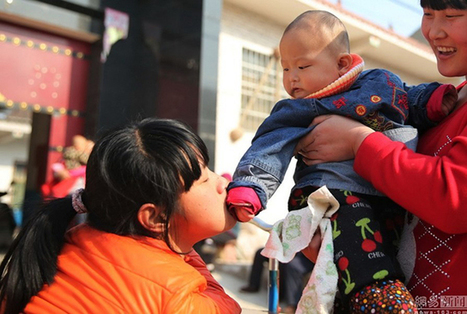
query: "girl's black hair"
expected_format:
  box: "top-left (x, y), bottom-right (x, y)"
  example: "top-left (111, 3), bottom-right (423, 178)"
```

top-left (421, 0), bottom-right (467, 9)
top-left (0, 118), bottom-right (209, 313)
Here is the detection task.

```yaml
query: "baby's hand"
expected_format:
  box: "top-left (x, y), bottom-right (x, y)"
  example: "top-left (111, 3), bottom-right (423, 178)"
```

top-left (301, 228), bottom-right (321, 263)
top-left (232, 206), bottom-right (255, 223)
top-left (442, 84), bottom-right (458, 116)
top-left (226, 186), bottom-right (262, 222)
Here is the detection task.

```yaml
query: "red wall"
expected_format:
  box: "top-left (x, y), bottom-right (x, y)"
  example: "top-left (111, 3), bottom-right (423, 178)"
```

top-left (0, 21), bottom-right (91, 183)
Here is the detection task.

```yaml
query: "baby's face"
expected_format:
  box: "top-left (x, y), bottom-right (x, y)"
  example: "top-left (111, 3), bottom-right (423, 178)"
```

top-left (280, 28), bottom-right (341, 98)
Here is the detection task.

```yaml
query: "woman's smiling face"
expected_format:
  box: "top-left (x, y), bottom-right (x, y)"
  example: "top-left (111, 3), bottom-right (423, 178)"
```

top-left (422, 6), bottom-right (467, 78)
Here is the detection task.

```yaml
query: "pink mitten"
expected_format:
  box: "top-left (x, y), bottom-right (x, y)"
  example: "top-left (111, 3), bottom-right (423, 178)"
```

top-left (226, 187), bottom-right (262, 220)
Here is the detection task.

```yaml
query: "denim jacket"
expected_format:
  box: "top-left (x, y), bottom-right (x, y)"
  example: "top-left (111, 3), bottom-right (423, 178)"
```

top-left (229, 69), bottom-right (441, 209)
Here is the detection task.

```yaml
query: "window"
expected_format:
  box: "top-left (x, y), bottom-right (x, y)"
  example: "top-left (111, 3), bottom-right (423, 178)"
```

top-left (240, 48), bottom-right (286, 132)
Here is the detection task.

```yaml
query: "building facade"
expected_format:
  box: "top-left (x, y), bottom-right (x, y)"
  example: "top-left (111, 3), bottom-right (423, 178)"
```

top-left (0, 0), bottom-right (219, 223)
top-left (0, 0), bottom-right (460, 229)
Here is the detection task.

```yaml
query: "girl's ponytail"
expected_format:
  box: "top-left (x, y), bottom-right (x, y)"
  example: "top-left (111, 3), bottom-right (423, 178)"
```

top-left (0, 197), bottom-right (76, 314)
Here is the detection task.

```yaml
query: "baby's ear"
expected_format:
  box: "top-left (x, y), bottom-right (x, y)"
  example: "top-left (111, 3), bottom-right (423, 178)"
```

top-left (337, 53), bottom-right (353, 76)
top-left (137, 203), bottom-right (165, 233)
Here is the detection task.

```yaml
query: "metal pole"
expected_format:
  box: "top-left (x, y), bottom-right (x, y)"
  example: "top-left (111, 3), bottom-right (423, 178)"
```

top-left (268, 257), bottom-right (279, 314)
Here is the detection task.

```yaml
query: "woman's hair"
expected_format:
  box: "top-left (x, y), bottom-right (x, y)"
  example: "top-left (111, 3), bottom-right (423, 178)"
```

top-left (0, 118), bottom-right (209, 314)
top-left (421, 0), bottom-right (467, 9)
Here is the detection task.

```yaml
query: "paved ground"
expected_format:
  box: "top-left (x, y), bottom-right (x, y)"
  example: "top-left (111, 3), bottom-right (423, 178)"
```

top-left (212, 263), bottom-right (269, 313)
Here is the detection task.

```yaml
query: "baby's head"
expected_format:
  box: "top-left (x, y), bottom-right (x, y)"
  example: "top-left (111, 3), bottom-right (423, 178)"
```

top-left (280, 10), bottom-right (352, 98)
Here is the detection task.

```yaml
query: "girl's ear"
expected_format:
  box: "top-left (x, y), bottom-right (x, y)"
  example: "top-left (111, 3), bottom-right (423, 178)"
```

top-left (337, 53), bottom-right (353, 76)
top-left (137, 203), bottom-right (165, 233)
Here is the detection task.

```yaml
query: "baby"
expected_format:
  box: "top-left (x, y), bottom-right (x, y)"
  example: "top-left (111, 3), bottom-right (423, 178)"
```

top-left (227, 10), bottom-right (456, 312)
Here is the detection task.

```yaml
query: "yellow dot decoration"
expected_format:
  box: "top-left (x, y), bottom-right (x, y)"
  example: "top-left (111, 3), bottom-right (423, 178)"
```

top-left (1, 98), bottom-right (83, 117)
top-left (370, 95), bottom-right (382, 103)
top-left (355, 104), bottom-right (367, 116)
top-left (0, 34), bottom-right (87, 59)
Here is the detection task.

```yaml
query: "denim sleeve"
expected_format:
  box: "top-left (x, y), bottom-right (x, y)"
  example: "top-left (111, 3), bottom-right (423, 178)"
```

top-left (403, 82), bottom-right (441, 131)
top-left (230, 71), bottom-right (415, 207)
top-left (230, 99), bottom-right (320, 208)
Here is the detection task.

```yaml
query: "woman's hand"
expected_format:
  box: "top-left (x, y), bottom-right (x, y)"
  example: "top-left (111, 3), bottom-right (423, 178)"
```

top-left (295, 115), bottom-right (375, 166)
top-left (301, 229), bottom-right (321, 263)
top-left (441, 84), bottom-right (458, 116)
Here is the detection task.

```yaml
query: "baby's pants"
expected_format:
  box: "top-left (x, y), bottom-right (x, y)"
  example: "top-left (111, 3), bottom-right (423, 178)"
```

top-left (288, 187), bottom-right (406, 305)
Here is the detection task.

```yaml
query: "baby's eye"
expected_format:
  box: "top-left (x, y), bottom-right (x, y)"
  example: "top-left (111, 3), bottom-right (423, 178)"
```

top-left (283, 68), bottom-right (289, 72)
top-left (298, 65), bottom-right (310, 70)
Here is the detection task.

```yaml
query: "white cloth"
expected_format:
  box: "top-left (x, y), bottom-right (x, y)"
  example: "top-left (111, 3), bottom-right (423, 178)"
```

top-left (261, 186), bottom-right (340, 314)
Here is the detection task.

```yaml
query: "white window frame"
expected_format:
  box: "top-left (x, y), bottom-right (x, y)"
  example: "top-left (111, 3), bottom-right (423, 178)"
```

top-left (240, 47), bottom-right (287, 132)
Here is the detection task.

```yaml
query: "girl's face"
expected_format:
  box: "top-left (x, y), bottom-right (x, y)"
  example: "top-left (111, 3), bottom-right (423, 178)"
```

top-left (422, 5), bottom-right (467, 78)
top-left (170, 166), bottom-right (236, 252)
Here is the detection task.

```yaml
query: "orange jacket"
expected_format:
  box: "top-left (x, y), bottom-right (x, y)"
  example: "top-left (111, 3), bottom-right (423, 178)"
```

top-left (24, 224), bottom-right (241, 314)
